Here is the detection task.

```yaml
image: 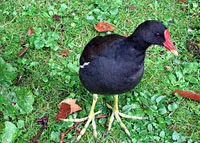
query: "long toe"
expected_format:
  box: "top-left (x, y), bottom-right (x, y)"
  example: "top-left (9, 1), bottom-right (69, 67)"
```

top-left (74, 110), bottom-right (102, 142)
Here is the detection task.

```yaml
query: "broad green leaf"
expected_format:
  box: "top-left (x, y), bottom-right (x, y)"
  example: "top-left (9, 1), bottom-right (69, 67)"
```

top-left (168, 103), bottom-right (178, 112)
top-left (93, 8), bottom-right (101, 14)
top-left (156, 96), bottom-right (166, 103)
top-left (17, 120), bottom-right (24, 129)
top-left (186, 76), bottom-right (198, 84)
top-left (172, 131), bottom-right (180, 141)
top-left (50, 131), bottom-right (60, 142)
top-left (159, 131), bottom-right (165, 138)
top-left (42, 77), bottom-right (48, 82)
top-left (147, 124), bottom-right (153, 131)
top-left (0, 58), bottom-right (17, 84)
top-left (34, 38), bottom-right (45, 49)
top-left (59, 4), bottom-right (67, 12)
top-left (1, 121), bottom-right (19, 143)
top-left (158, 106), bottom-right (167, 115)
top-left (168, 74), bottom-right (177, 85)
top-left (0, 93), bottom-right (18, 119)
top-left (0, 26), bottom-right (4, 32)
top-left (67, 63), bottom-right (79, 73)
top-left (86, 15), bottom-right (95, 22)
top-left (15, 88), bottom-right (34, 114)
top-left (122, 104), bottom-right (139, 112)
top-left (29, 62), bottom-right (39, 67)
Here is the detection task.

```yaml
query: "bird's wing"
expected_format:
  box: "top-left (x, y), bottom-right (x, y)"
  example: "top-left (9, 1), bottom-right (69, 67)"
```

top-left (80, 34), bottom-right (124, 65)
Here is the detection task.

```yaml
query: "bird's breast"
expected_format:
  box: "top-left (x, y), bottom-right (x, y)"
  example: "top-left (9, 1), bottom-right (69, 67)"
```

top-left (79, 58), bottom-right (144, 95)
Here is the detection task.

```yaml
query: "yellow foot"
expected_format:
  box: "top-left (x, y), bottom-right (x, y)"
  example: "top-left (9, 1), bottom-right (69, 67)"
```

top-left (106, 95), bottom-right (148, 140)
top-left (61, 110), bottom-right (102, 143)
top-left (60, 94), bottom-right (101, 143)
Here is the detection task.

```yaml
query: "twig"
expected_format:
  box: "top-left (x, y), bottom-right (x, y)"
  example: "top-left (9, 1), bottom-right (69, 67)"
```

top-left (32, 115), bottom-right (48, 143)
top-left (1, 17), bottom-right (16, 27)
top-left (96, 114), bottom-right (107, 119)
top-left (60, 122), bottom-right (83, 143)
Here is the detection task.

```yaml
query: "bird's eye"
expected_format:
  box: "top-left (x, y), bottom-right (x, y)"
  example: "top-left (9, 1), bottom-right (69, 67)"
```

top-left (155, 33), bottom-right (160, 37)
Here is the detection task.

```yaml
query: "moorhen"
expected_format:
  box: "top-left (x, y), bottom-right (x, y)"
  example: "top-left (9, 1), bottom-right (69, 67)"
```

top-left (63, 20), bottom-right (178, 142)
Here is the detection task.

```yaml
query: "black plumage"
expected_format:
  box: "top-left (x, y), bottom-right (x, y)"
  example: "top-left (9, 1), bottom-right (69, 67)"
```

top-left (79, 20), bottom-right (176, 95)
top-left (68, 20), bottom-right (178, 142)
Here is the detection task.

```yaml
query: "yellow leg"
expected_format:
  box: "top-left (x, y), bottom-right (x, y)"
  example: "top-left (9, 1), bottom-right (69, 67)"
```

top-left (107, 95), bottom-right (147, 140)
top-left (62, 94), bottom-right (101, 143)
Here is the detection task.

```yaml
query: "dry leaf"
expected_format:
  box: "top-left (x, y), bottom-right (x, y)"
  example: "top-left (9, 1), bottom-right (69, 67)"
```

top-left (60, 49), bottom-right (69, 56)
top-left (28, 27), bottom-right (34, 36)
top-left (58, 98), bottom-right (76, 108)
top-left (172, 90), bottom-right (200, 101)
top-left (17, 47), bottom-right (29, 57)
top-left (58, 98), bottom-right (82, 114)
top-left (126, 5), bottom-right (137, 11)
top-left (52, 14), bottom-right (61, 21)
top-left (165, 65), bottom-right (171, 70)
top-left (124, 34), bottom-right (128, 37)
top-left (94, 21), bottom-right (115, 32)
top-left (55, 103), bottom-right (71, 122)
top-left (21, 41), bottom-right (26, 46)
top-left (178, 0), bottom-right (187, 4)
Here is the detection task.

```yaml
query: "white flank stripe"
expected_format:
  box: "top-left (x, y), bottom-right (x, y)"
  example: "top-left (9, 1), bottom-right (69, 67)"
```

top-left (80, 62), bottom-right (90, 68)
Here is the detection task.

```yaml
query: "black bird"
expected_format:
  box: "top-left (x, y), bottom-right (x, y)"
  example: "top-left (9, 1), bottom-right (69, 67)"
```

top-left (63, 20), bottom-right (178, 142)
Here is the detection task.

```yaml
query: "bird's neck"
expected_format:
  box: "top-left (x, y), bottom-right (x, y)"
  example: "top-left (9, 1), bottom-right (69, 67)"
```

top-left (118, 32), bottom-right (151, 63)
top-left (127, 32), bottom-right (151, 51)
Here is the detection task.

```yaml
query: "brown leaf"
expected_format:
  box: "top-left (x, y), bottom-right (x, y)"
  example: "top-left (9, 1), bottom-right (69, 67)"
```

top-left (21, 41), bottom-right (26, 46)
top-left (58, 98), bottom-right (76, 108)
top-left (60, 49), bottom-right (69, 56)
top-left (28, 27), bottom-right (34, 36)
top-left (58, 98), bottom-right (82, 114)
top-left (126, 5), bottom-right (137, 11)
top-left (52, 14), bottom-right (61, 21)
top-left (172, 90), bottom-right (200, 101)
top-left (165, 65), bottom-right (171, 70)
top-left (70, 104), bottom-right (82, 114)
top-left (124, 33), bottom-right (128, 37)
top-left (55, 103), bottom-right (71, 122)
top-left (178, 0), bottom-right (187, 4)
top-left (94, 21), bottom-right (115, 32)
top-left (17, 47), bottom-right (29, 57)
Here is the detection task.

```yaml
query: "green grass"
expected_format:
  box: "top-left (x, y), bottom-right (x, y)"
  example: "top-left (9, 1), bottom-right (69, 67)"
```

top-left (0, 0), bottom-right (199, 143)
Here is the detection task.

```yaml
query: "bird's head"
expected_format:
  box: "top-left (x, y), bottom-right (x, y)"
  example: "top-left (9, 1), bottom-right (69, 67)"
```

top-left (135, 20), bottom-right (178, 56)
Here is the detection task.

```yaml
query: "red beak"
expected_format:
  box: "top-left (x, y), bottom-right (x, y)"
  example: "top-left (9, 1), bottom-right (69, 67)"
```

top-left (163, 29), bottom-right (178, 56)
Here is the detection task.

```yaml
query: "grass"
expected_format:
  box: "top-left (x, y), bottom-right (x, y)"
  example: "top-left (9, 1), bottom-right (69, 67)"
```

top-left (0, 0), bottom-right (199, 143)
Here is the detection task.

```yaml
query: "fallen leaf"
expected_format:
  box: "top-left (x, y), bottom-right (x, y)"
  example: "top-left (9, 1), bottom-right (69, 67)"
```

top-left (124, 33), bottom-right (128, 37)
top-left (28, 27), bottom-right (34, 36)
top-left (172, 90), bottom-right (200, 101)
top-left (126, 5), bottom-right (137, 11)
top-left (94, 21), bottom-right (115, 32)
top-left (178, 0), bottom-right (187, 4)
top-left (17, 47), bottom-right (29, 57)
top-left (60, 49), bottom-right (69, 56)
top-left (58, 98), bottom-right (76, 108)
top-left (55, 103), bottom-right (70, 122)
top-left (21, 41), bottom-right (26, 46)
top-left (165, 65), bottom-right (171, 70)
top-left (58, 98), bottom-right (82, 114)
top-left (52, 14), bottom-right (61, 21)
